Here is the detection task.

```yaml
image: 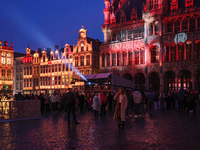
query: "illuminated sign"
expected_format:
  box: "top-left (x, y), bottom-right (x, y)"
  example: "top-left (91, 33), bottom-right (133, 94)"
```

top-left (174, 33), bottom-right (187, 44)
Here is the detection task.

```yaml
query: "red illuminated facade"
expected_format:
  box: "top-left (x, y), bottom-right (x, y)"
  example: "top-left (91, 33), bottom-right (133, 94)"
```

top-left (100, 0), bottom-right (200, 92)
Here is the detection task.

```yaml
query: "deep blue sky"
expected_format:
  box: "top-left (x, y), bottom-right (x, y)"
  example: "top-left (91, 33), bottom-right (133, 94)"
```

top-left (0, 0), bottom-right (104, 53)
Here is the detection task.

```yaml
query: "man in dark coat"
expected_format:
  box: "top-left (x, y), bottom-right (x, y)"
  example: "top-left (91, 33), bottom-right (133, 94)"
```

top-left (65, 88), bottom-right (80, 126)
top-left (16, 92), bottom-right (25, 100)
top-left (178, 89), bottom-right (185, 112)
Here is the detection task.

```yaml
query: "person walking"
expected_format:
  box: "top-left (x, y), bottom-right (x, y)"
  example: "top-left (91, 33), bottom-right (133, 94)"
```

top-left (154, 91), bottom-right (159, 112)
top-left (92, 92), bottom-right (102, 116)
top-left (133, 89), bottom-right (142, 117)
top-left (126, 90), bottom-right (133, 117)
top-left (108, 92), bottom-right (113, 111)
top-left (113, 88), bottom-right (127, 129)
top-left (147, 91), bottom-right (155, 112)
top-left (187, 90), bottom-right (196, 115)
top-left (65, 88), bottom-right (80, 126)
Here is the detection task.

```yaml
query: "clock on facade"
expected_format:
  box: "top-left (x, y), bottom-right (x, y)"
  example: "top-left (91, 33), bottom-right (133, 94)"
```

top-left (80, 32), bottom-right (85, 38)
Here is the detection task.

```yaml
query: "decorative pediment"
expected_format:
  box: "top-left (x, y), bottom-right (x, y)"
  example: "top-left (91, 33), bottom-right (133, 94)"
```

top-left (110, 12), bottom-right (116, 24)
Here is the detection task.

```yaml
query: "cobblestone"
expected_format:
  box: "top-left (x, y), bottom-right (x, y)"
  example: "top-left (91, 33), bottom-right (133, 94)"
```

top-left (0, 109), bottom-right (200, 150)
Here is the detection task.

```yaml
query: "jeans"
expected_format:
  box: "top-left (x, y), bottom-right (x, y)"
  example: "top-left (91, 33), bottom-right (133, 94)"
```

top-left (140, 101), bottom-right (146, 115)
top-left (67, 105), bottom-right (78, 124)
top-left (134, 103), bottom-right (140, 115)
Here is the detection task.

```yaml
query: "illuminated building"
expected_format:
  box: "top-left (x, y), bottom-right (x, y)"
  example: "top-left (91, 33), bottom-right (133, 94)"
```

top-left (73, 26), bottom-right (100, 91)
top-left (13, 52), bottom-right (25, 95)
top-left (20, 27), bottom-right (100, 94)
top-left (0, 40), bottom-right (14, 94)
top-left (100, 0), bottom-right (200, 92)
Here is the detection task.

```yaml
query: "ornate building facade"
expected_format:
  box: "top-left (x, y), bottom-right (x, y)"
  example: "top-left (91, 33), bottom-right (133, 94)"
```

top-left (18, 27), bottom-right (100, 94)
top-left (0, 40), bottom-right (14, 94)
top-left (100, 0), bottom-right (200, 92)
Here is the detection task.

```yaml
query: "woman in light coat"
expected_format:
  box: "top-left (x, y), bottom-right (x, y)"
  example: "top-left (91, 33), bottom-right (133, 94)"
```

top-left (92, 92), bottom-right (102, 116)
top-left (113, 88), bottom-right (128, 129)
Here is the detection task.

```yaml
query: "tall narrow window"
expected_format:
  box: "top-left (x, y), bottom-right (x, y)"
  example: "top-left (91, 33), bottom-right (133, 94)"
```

top-left (81, 46), bottom-right (84, 52)
top-left (186, 42), bottom-right (192, 60)
top-left (86, 55), bottom-right (90, 66)
top-left (80, 56), bottom-right (84, 66)
top-left (52, 65), bottom-right (54, 72)
top-left (154, 0), bottom-right (158, 9)
top-left (140, 50), bottom-right (145, 64)
top-left (171, 45), bottom-right (176, 62)
top-left (107, 53), bottom-right (110, 67)
top-left (1, 53), bottom-right (6, 64)
top-left (189, 18), bottom-right (196, 31)
top-left (75, 57), bottom-right (78, 66)
top-left (112, 53), bottom-right (116, 66)
top-left (128, 51), bottom-right (132, 65)
top-left (155, 22), bottom-right (159, 35)
top-left (167, 22), bottom-right (173, 33)
top-left (149, 0), bottom-right (153, 10)
top-left (122, 29), bottom-right (127, 41)
top-left (174, 20), bottom-right (180, 33)
top-left (151, 46), bottom-right (159, 63)
top-left (198, 17), bottom-right (200, 28)
top-left (55, 64), bottom-right (57, 72)
top-left (123, 52), bottom-right (127, 66)
top-left (139, 25), bottom-right (144, 37)
top-left (2, 69), bottom-right (5, 80)
top-left (178, 44), bottom-right (184, 61)
top-left (182, 19), bottom-right (188, 31)
top-left (135, 51), bottom-right (139, 64)
top-left (7, 54), bottom-right (11, 65)
top-left (149, 23), bottom-right (153, 36)
top-left (112, 33), bottom-right (116, 41)
top-left (117, 52), bottom-right (121, 66)
top-left (133, 27), bottom-right (139, 38)
top-left (164, 46), bottom-right (169, 62)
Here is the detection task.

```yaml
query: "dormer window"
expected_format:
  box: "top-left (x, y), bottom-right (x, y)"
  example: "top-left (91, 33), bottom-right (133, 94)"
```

top-left (81, 46), bottom-right (84, 52)
top-left (150, 0), bottom-right (159, 10)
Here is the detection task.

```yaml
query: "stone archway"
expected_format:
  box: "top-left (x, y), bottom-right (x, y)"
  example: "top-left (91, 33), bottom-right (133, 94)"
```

top-left (178, 70), bottom-right (192, 90)
top-left (149, 72), bottom-right (160, 91)
top-left (164, 71), bottom-right (176, 92)
top-left (134, 73), bottom-right (145, 91)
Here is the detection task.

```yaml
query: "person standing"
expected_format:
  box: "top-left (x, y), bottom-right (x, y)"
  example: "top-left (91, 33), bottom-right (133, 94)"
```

top-left (147, 91), bottom-right (155, 112)
top-left (50, 91), bottom-right (58, 114)
top-left (113, 88), bottom-right (127, 129)
top-left (44, 94), bottom-right (50, 112)
top-left (126, 90), bottom-right (133, 117)
top-left (65, 88), bottom-right (80, 126)
top-left (154, 91), bottom-right (159, 112)
top-left (159, 91), bottom-right (165, 110)
top-left (178, 89), bottom-right (185, 112)
top-left (140, 91), bottom-right (146, 117)
top-left (92, 92), bottom-right (102, 116)
top-left (187, 90), bottom-right (196, 115)
top-left (133, 89), bottom-right (142, 117)
top-left (100, 91), bottom-right (108, 115)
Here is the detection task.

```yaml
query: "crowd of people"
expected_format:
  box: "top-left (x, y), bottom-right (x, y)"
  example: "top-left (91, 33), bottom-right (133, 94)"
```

top-left (12, 87), bottom-right (199, 127)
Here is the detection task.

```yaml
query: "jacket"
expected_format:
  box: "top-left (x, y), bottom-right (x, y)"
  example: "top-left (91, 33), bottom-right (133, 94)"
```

top-left (50, 94), bottom-right (58, 103)
top-left (147, 93), bottom-right (155, 102)
top-left (178, 90), bottom-right (185, 101)
top-left (65, 92), bottom-right (76, 106)
top-left (134, 91), bottom-right (142, 104)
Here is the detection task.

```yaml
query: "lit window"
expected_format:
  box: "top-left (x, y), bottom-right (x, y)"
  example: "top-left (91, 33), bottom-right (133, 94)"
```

top-left (155, 22), bottom-right (159, 35)
top-left (135, 51), bottom-right (139, 64)
top-left (75, 57), bottom-right (78, 66)
top-left (1, 53), bottom-right (6, 64)
top-left (7, 54), bottom-right (11, 65)
top-left (123, 52), bottom-right (127, 66)
top-left (112, 53), bottom-right (116, 66)
top-left (117, 52), bottom-right (121, 66)
top-left (86, 55), bottom-right (90, 66)
top-left (128, 51), bottom-right (132, 65)
top-left (151, 46), bottom-right (159, 63)
top-left (80, 56), bottom-right (84, 66)
top-left (128, 28), bottom-right (133, 40)
top-left (7, 70), bottom-right (11, 80)
top-left (140, 50), bottom-right (145, 64)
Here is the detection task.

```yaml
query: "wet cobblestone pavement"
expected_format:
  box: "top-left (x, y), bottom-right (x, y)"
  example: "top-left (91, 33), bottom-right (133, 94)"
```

top-left (1, 109), bottom-right (200, 150)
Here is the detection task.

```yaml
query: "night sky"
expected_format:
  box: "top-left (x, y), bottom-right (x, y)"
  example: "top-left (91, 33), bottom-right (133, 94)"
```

top-left (0, 0), bottom-right (104, 53)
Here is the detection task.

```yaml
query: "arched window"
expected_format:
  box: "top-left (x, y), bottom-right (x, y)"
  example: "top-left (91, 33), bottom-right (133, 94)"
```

top-left (128, 51), bottom-right (132, 65)
top-left (164, 45), bottom-right (169, 62)
top-left (194, 41), bottom-right (200, 59)
top-left (133, 27), bottom-right (139, 38)
top-left (112, 53), bottom-right (116, 66)
top-left (135, 51), bottom-right (139, 64)
top-left (171, 45), bottom-right (176, 62)
top-left (182, 19), bottom-right (188, 31)
top-left (186, 42), bottom-right (192, 60)
top-left (81, 46), bottom-right (84, 52)
top-left (155, 22), bottom-right (159, 35)
top-left (151, 46), bottom-right (159, 63)
top-left (178, 44), bottom-right (184, 61)
top-left (128, 28), bottom-right (133, 40)
top-left (167, 22), bottom-right (173, 33)
top-left (139, 25), bottom-right (144, 37)
top-left (154, 0), bottom-right (159, 9)
top-left (174, 20), bottom-right (180, 33)
top-left (107, 53), bottom-right (110, 67)
top-left (117, 52), bottom-right (121, 66)
top-left (149, 23), bottom-right (153, 36)
top-left (189, 17), bottom-right (196, 31)
top-left (123, 52), bottom-right (127, 66)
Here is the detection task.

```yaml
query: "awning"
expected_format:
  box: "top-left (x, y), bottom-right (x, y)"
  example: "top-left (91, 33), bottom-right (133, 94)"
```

top-left (84, 74), bottom-right (97, 80)
top-left (94, 73), bottom-right (111, 79)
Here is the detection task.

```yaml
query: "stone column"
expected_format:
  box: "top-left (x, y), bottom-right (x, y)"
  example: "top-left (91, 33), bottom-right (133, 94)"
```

top-left (110, 51), bottom-right (112, 66)
top-left (121, 51), bottom-right (123, 66)
top-left (100, 53), bottom-right (102, 67)
top-left (160, 74), bottom-right (164, 91)
top-left (105, 53), bottom-right (107, 67)
top-left (115, 52), bottom-right (117, 66)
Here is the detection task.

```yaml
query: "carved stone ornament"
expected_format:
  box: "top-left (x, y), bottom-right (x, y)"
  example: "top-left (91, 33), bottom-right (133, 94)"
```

top-left (174, 33), bottom-right (187, 44)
